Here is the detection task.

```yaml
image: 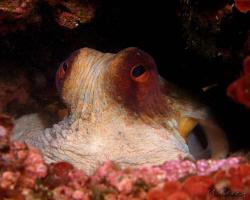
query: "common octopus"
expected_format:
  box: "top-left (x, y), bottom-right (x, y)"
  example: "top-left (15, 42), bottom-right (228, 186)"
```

top-left (12, 47), bottom-right (229, 174)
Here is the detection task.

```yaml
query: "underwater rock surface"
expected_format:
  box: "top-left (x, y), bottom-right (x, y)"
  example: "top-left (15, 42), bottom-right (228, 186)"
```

top-left (0, 0), bottom-right (96, 35)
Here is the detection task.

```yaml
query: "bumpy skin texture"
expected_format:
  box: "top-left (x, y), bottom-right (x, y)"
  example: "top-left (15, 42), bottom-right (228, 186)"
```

top-left (12, 48), bottom-right (228, 174)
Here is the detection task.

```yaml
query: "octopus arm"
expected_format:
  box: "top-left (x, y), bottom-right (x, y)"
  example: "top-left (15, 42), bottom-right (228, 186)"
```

top-left (159, 77), bottom-right (229, 159)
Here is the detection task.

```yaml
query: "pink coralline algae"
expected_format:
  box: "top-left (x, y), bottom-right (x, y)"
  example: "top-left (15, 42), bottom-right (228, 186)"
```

top-left (160, 157), bottom-right (242, 181)
top-left (0, 114), bottom-right (250, 199)
top-left (227, 56), bottom-right (250, 108)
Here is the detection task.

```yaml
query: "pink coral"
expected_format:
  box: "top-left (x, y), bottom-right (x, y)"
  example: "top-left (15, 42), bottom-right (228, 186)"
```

top-left (72, 189), bottom-right (90, 200)
top-left (68, 169), bottom-right (88, 189)
top-left (21, 149), bottom-right (48, 188)
top-left (0, 171), bottom-right (20, 190)
top-left (235, 0), bottom-right (250, 13)
top-left (52, 185), bottom-right (74, 200)
top-left (227, 56), bottom-right (250, 108)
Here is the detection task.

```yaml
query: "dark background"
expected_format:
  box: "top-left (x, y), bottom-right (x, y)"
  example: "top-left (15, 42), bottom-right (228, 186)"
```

top-left (0, 0), bottom-right (249, 153)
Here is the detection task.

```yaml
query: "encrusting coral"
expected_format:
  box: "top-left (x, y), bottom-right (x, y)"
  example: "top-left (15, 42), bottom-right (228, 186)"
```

top-left (0, 0), bottom-right (96, 35)
top-left (0, 0), bottom-right (38, 36)
top-left (46, 0), bottom-right (96, 29)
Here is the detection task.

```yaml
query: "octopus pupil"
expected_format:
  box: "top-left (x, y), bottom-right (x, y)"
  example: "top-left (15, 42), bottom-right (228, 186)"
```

top-left (132, 65), bottom-right (146, 77)
top-left (63, 63), bottom-right (68, 72)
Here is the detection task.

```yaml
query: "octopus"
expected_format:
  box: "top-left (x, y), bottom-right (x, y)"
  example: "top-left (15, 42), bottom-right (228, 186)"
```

top-left (12, 47), bottom-right (229, 174)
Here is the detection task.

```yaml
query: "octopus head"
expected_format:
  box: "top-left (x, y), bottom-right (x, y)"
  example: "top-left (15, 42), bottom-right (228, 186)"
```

top-left (56, 47), bottom-right (173, 122)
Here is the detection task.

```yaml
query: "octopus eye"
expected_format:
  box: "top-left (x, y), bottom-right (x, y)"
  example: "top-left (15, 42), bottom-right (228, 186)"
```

top-left (62, 62), bottom-right (68, 72)
top-left (132, 65), bottom-right (146, 77)
top-left (130, 65), bottom-right (149, 82)
top-left (56, 62), bottom-right (69, 91)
